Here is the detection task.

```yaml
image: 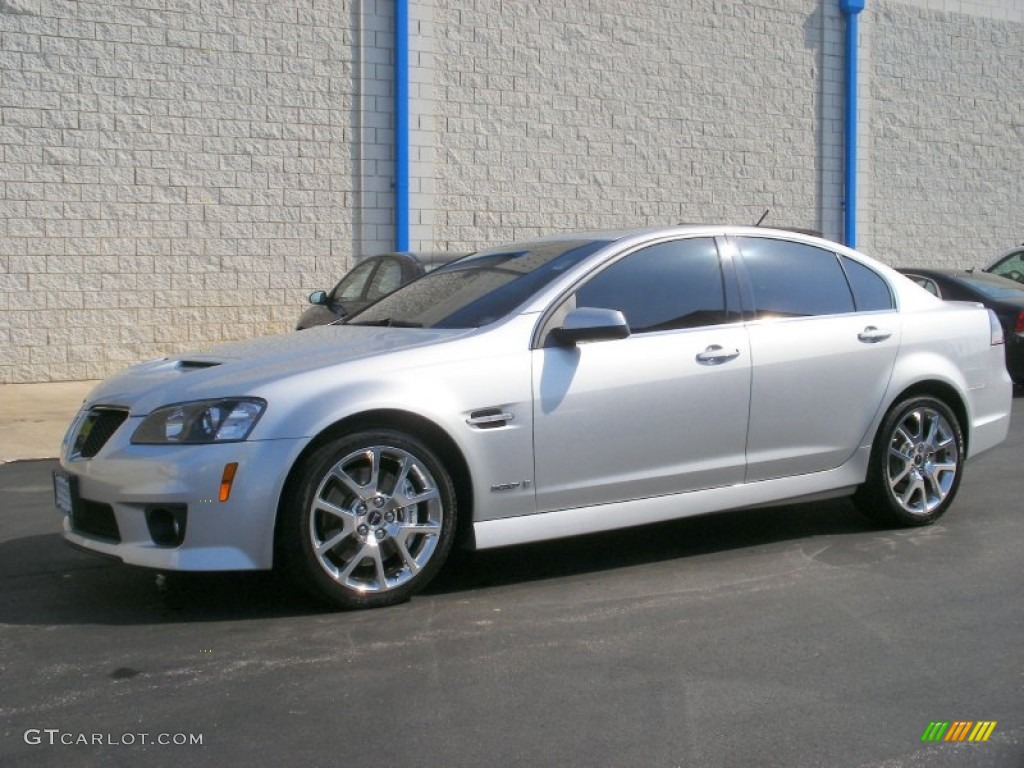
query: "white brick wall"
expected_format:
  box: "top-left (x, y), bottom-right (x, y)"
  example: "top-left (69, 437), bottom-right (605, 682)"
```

top-left (862, 0), bottom-right (1024, 265)
top-left (2, 0), bottom-right (1023, 382)
top-left (1, 0), bottom-right (359, 383)
top-left (431, 0), bottom-right (828, 249)
top-left (894, 0), bottom-right (1024, 21)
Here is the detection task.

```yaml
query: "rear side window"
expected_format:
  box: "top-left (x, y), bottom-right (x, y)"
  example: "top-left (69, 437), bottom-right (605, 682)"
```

top-left (905, 274), bottom-right (941, 297)
top-left (573, 238), bottom-right (730, 333)
top-left (840, 256), bottom-right (894, 311)
top-left (736, 237), bottom-right (854, 318)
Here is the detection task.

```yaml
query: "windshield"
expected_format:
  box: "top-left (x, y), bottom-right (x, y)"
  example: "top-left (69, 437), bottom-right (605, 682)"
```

top-left (347, 239), bottom-right (611, 328)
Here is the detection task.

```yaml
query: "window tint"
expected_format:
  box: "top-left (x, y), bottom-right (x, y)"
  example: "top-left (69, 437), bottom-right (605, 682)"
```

top-left (736, 237), bottom-right (854, 318)
top-left (367, 258), bottom-right (405, 299)
top-left (840, 256), bottom-right (893, 311)
top-left (334, 259), bottom-right (378, 301)
top-left (573, 238), bottom-right (728, 333)
top-left (905, 274), bottom-right (941, 297)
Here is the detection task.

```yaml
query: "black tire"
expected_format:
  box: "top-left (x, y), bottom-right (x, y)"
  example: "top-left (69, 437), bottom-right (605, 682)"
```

top-left (278, 429), bottom-right (457, 609)
top-left (854, 396), bottom-right (964, 527)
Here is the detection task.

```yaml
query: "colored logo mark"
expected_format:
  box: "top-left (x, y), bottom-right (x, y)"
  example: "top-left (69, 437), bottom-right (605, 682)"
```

top-left (921, 721), bottom-right (997, 742)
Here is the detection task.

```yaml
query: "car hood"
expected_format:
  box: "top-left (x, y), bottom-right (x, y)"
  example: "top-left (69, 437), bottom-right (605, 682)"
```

top-left (86, 325), bottom-right (472, 415)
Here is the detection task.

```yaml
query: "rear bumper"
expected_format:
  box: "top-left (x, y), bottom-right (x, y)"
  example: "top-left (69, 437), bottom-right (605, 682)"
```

top-left (967, 349), bottom-right (1013, 460)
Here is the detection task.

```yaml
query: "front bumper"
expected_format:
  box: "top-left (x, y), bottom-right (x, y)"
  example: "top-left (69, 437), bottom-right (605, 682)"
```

top-left (57, 413), bottom-right (308, 571)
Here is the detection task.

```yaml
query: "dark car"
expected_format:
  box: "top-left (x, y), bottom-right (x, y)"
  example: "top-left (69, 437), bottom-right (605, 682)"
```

top-left (983, 243), bottom-right (1024, 284)
top-left (296, 252), bottom-right (461, 330)
top-left (899, 267), bottom-right (1024, 384)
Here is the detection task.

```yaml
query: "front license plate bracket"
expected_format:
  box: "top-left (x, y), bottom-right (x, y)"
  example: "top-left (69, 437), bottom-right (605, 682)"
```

top-left (53, 471), bottom-right (78, 518)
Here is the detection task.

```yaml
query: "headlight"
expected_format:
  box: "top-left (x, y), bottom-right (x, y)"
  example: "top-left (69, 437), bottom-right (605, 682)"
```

top-left (132, 398), bottom-right (267, 444)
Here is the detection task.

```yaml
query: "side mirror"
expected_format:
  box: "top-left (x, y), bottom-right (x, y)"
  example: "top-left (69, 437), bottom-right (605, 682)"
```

top-left (308, 290), bottom-right (328, 306)
top-left (550, 307), bottom-right (630, 346)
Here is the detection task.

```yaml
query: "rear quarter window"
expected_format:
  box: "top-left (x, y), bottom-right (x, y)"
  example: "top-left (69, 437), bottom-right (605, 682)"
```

top-left (840, 256), bottom-right (894, 311)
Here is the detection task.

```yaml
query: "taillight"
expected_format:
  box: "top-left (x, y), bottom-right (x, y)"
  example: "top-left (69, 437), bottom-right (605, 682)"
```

top-left (989, 309), bottom-right (1005, 345)
top-left (1014, 311), bottom-right (1024, 336)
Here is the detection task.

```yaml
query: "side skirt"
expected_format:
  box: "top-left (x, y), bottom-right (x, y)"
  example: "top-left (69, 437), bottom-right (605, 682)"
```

top-left (471, 449), bottom-right (870, 550)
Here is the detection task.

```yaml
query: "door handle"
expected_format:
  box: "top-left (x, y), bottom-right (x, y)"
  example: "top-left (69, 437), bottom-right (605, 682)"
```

top-left (696, 345), bottom-right (740, 364)
top-left (858, 326), bottom-right (892, 343)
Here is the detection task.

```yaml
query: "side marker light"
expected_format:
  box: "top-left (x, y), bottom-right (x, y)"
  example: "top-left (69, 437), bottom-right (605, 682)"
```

top-left (219, 462), bottom-right (239, 503)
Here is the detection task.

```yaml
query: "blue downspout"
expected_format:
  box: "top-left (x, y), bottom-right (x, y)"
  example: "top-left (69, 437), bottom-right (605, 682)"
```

top-left (840, 0), bottom-right (865, 248)
top-left (394, 0), bottom-right (410, 251)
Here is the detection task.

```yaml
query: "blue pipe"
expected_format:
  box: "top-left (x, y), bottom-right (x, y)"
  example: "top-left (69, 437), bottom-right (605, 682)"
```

top-left (840, 0), bottom-right (865, 248)
top-left (394, 0), bottom-right (410, 251)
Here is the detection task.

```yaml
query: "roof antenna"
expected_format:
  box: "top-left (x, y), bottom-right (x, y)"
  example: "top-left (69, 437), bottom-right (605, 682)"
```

top-left (755, 209), bottom-right (770, 227)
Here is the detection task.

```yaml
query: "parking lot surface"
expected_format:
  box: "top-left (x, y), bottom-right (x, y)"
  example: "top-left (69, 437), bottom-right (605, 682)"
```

top-left (2, 402), bottom-right (1023, 767)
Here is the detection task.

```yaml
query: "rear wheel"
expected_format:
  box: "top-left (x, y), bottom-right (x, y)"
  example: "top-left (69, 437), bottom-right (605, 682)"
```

top-left (279, 430), bottom-right (456, 609)
top-left (854, 396), bottom-right (964, 526)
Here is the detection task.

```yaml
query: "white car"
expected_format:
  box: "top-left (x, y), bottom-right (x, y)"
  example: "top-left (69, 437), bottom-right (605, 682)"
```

top-left (55, 226), bottom-right (1013, 609)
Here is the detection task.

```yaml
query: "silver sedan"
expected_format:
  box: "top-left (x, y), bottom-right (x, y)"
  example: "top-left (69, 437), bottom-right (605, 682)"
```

top-left (55, 226), bottom-right (1013, 609)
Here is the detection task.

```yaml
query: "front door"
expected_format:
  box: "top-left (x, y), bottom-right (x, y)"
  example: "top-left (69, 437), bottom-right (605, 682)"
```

top-left (531, 237), bottom-right (752, 512)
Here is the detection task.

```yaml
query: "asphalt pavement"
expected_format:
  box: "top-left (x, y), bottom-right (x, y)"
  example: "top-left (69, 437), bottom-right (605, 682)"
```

top-left (1, 400), bottom-right (1022, 767)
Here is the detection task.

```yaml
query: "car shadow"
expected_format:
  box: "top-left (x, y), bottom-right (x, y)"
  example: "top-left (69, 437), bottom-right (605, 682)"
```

top-left (0, 497), bottom-right (877, 627)
top-left (427, 498), bottom-right (873, 595)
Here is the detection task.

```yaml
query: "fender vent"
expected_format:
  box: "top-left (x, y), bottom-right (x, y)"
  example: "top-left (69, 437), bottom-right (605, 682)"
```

top-left (466, 408), bottom-right (514, 430)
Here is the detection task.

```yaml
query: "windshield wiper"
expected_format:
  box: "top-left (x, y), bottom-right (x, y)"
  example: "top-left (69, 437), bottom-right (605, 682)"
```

top-left (346, 318), bottom-right (423, 328)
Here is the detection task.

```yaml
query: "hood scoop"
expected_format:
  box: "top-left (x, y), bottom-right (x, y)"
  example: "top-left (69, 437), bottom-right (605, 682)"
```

top-left (176, 360), bottom-right (221, 371)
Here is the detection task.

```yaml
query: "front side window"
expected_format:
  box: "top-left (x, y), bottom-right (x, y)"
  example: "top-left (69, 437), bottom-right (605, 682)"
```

top-left (367, 258), bottom-right (405, 300)
top-left (572, 238), bottom-right (729, 333)
top-left (736, 237), bottom-right (854, 318)
top-left (333, 259), bottom-right (379, 301)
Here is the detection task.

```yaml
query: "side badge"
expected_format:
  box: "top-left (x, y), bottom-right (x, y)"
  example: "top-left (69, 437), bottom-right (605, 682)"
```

top-left (490, 480), bottom-right (532, 493)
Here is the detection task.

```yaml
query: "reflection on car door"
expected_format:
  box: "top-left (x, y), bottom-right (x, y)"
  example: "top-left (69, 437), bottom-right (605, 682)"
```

top-left (733, 237), bottom-right (900, 481)
top-left (532, 237), bottom-right (752, 512)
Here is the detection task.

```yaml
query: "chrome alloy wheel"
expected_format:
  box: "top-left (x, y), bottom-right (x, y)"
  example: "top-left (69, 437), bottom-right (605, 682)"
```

top-left (885, 406), bottom-right (960, 516)
top-left (309, 444), bottom-right (444, 593)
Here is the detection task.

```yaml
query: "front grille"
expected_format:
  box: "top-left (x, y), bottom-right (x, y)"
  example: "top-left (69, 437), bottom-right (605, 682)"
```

top-left (72, 500), bottom-right (121, 542)
top-left (73, 407), bottom-right (129, 458)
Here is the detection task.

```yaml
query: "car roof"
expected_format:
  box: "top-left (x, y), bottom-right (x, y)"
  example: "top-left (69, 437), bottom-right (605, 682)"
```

top-left (489, 224), bottom-right (847, 250)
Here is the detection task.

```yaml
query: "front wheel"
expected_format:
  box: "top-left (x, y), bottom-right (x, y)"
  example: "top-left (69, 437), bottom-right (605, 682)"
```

top-left (279, 430), bottom-right (457, 609)
top-left (854, 396), bottom-right (965, 527)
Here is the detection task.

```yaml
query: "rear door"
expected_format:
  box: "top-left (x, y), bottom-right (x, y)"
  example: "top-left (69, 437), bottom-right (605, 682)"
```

top-left (732, 236), bottom-right (900, 481)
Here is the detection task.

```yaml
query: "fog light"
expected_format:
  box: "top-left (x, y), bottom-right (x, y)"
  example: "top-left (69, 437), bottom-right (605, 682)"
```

top-left (145, 505), bottom-right (187, 547)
